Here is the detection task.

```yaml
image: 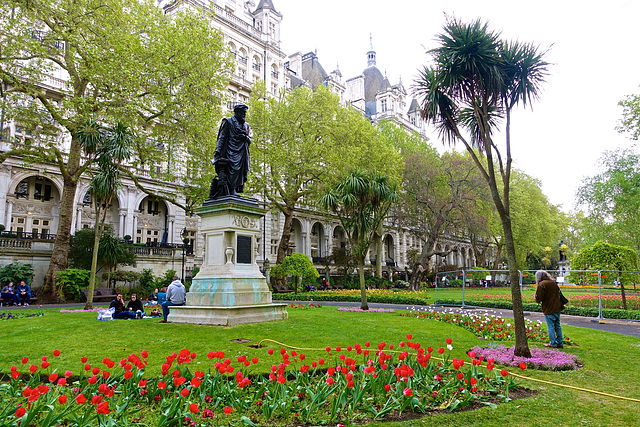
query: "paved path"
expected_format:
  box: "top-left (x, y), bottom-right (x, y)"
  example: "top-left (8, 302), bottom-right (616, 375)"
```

top-left (283, 300), bottom-right (640, 338)
top-left (4, 301), bottom-right (640, 338)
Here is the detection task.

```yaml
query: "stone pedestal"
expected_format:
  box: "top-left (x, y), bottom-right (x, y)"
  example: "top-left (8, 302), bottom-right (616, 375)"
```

top-left (168, 196), bottom-right (287, 326)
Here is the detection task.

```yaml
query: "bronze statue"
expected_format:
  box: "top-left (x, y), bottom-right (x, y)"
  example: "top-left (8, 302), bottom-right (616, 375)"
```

top-left (209, 104), bottom-right (251, 199)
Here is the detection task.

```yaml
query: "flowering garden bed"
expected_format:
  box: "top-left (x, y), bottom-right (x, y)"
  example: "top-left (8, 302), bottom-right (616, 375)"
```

top-left (0, 311), bottom-right (44, 321)
top-left (398, 309), bottom-right (574, 345)
top-left (470, 345), bottom-right (583, 371)
top-left (2, 337), bottom-right (530, 426)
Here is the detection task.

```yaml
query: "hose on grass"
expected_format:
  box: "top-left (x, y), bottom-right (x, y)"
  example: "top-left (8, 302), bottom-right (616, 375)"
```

top-left (256, 338), bottom-right (640, 403)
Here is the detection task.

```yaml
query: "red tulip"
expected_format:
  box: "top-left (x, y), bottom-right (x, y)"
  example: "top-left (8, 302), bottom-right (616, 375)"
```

top-left (500, 370), bottom-right (508, 377)
top-left (124, 371), bottom-right (133, 380)
top-left (141, 350), bottom-right (148, 359)
top-left (224, 406), bottom-right (233, 414)
top-left (57, 378), bottom-right (67, 386)
top-left (180, 388), bottom-right (189, 397)
top-left (53, 350), bottom-right (61, 357)
top-left (446, 338), bottom-right (452, 345)
top-left (519, 362), bottom-right (527, 370)
top-left (189, 403), bottom-right (199, 413)
top-left (81, 357), bottom-right (88, 363)
top-left (15, 407), bottom-right (26, 417)
top-left (65, 370), bottom-right (72, 378)
top-left (49, 373), bottom-right (59, 382)
top-left (75, 393), bottom-right (87, 404)
top-left (58, 394), bottom-right (67, 404)
top-left (96, 401), bottom-right (110, 415)
top-left (21, 357), bottom-right (28, 364)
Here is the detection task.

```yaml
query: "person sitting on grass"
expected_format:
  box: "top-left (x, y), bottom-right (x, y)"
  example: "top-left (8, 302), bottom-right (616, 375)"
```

top-left (109, 293), bottom-right (136, 319)
top-left (126, 293), bottom-right (144, 319)
top-left (160, 276), bottom-right (186, 323)
top-left (16, 280), bottom-right (31, 306)
top-left (1, 282), bottom-right (18, 306)
top-left (149, 288), bottom-right (159, 302)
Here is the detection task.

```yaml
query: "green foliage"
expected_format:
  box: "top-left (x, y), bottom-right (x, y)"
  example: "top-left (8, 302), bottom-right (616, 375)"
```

top-left (101, 270), bottom-right (141, 287)
top-left (576, 149), bottom-right (640, 254)
top-left (319, 170), bottom-right (399, 308)
top-left (0, 262), bottom-right (34, 285)
top-left (570, 241), bottom-right (639, 285)
top-left (68, 227), bottom-right (135, 271)
top-left (271, 253), bottom-right (319, 293)
top-left (55, 269), bottom-right (90, 301)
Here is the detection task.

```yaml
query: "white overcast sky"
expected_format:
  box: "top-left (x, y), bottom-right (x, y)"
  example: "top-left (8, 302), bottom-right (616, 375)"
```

top-left (273, 0), bottom-right (640, 211)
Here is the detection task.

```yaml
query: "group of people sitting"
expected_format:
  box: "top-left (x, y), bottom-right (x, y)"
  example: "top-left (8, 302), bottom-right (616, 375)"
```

top-left (108, 276), bottom-right (186, 322)
top-left (1, 281), bottom-right (32, 306)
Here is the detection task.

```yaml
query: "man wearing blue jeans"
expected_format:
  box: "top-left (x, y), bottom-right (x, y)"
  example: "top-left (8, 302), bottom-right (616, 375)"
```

top-left (534, 270), bottom-right (565, 348)
top-left (160, 276), bottom-right (186, 323)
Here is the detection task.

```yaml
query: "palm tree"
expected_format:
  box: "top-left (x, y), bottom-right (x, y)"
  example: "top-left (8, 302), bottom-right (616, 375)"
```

top-left (414, 17), bottom-right (548, 358)
top-left (319, 170), bottom-right (398, 310)
top-left (83, 123), bottom-right (133, 309)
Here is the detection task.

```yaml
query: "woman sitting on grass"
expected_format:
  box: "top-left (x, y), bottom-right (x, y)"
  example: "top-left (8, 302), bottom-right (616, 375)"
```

top-left (126, 293), bottom-right (145, 319)
top-left (110, 294), bottom-right (137, 320)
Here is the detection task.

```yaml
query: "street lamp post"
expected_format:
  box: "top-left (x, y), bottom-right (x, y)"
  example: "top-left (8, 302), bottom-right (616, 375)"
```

top-left (181, 227), bottom-right (188, 282)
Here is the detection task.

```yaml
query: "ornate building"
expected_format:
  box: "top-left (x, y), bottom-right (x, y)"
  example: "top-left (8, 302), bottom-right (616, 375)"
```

top-left (0, 0), bottom-right (485, 288)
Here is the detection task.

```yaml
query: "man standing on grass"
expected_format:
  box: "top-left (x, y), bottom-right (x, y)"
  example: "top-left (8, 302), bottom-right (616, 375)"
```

top-left (535, 270), bottom-right (565, 348)
top-left (160, 276), bottom-right (186, 323)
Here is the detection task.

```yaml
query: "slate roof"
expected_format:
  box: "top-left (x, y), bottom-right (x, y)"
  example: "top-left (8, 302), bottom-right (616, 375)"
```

top-left (255, 0), bottom-right (282, 16)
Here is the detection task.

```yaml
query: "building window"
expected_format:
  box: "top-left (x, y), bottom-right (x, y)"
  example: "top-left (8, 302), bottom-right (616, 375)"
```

top-left (270, 212), bottom-right (278, 229)
top-left (270, 239), bottom-right (279, 256)
top-left (381, 99), bottom-right (387, 112)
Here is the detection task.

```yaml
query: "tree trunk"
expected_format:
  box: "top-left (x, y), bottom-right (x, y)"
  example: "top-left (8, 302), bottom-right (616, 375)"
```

top-left (42, 173), bottom-right (79, 300)
top-left (620, 278), bottom-right (628, 310)
top-left (501, 214), bottom-right (531, 358)
top-left (276, 206), bottom-right (294, 265)
top-left (358, 257), bottom-right (368, 310)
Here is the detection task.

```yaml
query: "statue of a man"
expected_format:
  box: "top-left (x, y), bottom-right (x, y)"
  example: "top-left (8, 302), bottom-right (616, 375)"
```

top-left (209, 104), bottom-right (251, 199)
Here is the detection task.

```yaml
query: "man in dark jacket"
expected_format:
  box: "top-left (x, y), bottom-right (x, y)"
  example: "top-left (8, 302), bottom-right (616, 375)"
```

top-left (110, 293), bottom-right (136, 319)
top-left (534, 270), bottom-right (565, 348)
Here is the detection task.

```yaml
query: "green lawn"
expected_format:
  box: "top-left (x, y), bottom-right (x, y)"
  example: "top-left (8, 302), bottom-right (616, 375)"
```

top-left (2, 305), bottom-right (639, 426)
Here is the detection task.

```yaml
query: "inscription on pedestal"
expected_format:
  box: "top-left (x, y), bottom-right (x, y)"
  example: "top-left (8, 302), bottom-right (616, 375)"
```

top-left (237, 235), bottom-right (252, 264)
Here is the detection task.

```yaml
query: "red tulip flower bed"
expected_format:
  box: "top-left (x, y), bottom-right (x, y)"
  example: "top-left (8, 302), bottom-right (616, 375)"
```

top-left (2, 337), bottom-right (526, 426)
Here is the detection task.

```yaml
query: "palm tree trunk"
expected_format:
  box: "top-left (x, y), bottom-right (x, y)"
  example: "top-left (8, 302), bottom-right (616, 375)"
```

top-left (358, 257), bottom-right (368, 310)
top-left (85, 204), bottom-right (103, 310)
top-left (501, 214), bottom-right (531, 358)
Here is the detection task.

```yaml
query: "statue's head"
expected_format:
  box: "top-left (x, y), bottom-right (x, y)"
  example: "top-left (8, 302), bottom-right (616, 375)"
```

top-left (234, 103), bottom-right (249, 121)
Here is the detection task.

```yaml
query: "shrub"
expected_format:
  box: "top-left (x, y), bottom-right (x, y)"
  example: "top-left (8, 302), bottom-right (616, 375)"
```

top-left (55, 269), bottom-right (90, 301)
top-left (0, 262), bottom-right (35, 285)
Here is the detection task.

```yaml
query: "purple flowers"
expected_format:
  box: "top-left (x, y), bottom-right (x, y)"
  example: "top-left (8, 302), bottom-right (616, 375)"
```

top-left (471, 345), bottom-right (583, 371)
top-left (337, 307), bottom-right (394, 313)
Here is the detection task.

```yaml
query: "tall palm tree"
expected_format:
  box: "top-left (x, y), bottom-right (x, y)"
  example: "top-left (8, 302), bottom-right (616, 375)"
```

top-left (414, 17), bottom-right (548, 358)
top-left (319, 170), bottom-right (398, 310)
top-left (83, 123), bottom-right (133, 309)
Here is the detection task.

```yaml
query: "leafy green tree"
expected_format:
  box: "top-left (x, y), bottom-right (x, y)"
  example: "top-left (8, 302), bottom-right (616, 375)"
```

top-left (0, 0), bottom-right (232, 297)
top-left (271, 253), bottom-right (319, 294)
top-left (394, 147), bottom-right (486, 290)
top-left (248, 84), bottom-right (402, 265)
top-left (618, 92), bottom-right (640, 140)
top-left (319, 170), bottom-right (399, 310)
top-left (576, 149), bottom-right (640, 253)
top-left (415, 18), bottom-right (549, 357)
top-left (571, 241), bottom-right (639, 310)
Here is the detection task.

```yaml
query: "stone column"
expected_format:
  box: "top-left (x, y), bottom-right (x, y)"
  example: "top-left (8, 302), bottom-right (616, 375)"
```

top-left (75, 208), bottom-right (82, 232)
top-left (5, 200), bottom-right (13, 229)
top-left (118, 210), bottom-right (126, 238)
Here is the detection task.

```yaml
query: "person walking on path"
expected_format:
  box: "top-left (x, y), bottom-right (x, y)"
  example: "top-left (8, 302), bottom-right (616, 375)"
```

top-left (535, 269), bottom-right (565, 348)
top-left (160, 276), bottom-right (186, 323)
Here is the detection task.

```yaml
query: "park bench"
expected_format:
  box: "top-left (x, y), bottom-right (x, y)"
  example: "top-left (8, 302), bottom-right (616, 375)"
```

top-left (272, 284), bottom-right (294, 293)
top-left (80, 288), bottom-right (118, 302)
top-left (2, 289), bottom-right (37, 306)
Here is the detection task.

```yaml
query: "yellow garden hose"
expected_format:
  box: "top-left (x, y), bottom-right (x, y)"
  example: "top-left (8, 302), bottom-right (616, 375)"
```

top-left (257, 339), bottom-right (640, 403)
